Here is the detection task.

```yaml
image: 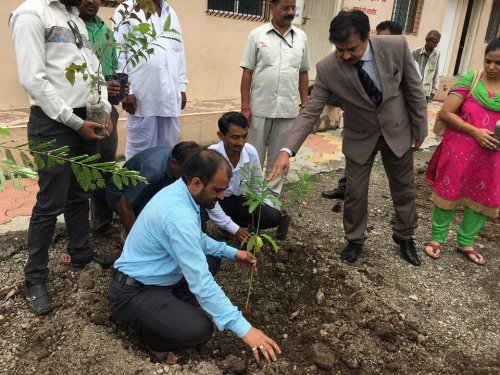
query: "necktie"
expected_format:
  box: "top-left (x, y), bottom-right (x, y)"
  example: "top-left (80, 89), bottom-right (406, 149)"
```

top-left (356, 61), bottom-right (382, 107)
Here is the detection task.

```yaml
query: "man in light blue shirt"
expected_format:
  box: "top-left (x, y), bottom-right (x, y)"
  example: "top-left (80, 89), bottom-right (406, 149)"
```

top-left (109, 150), bottom-right (280, 362)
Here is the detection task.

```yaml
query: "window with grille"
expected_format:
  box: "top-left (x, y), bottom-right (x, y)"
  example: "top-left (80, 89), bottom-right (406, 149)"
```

top-left (207, 0), bottom-right (271, 21)
top-left (391, 0), bottom-right (424, 35)
top-left (485, 1), bottom-right (500, 43)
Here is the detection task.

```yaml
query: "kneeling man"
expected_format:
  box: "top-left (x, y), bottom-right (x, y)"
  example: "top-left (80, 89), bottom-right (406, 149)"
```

top-left (206, 112), bottom-right (290, 242)
top-left (109, 150), bottom-right (280, 362)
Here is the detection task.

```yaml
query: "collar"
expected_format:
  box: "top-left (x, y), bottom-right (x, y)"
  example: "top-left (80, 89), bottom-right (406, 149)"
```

top-left (419, 46), bottom-right (438, 56)
top-left (213, 142), bottom-right (250, 171)
top-left (265, 21), bottom-right (294, 37)
top-left (360, 42), bottom-right (374, 62)
top-left (84, 14), bottom-right (105, 27)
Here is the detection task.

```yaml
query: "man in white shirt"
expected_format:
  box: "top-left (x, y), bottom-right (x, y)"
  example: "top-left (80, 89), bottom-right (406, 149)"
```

top-left (113, 0), bottom-right (188, 159)
top-left (10, 0), bottom-right (113, 315)
top-left (205, 112), bottom-right (290, 242)
top-left (240, 0), bottom-right (310, 195)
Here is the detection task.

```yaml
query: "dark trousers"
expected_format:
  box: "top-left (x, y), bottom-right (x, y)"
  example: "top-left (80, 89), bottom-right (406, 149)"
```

top-left (108, 256), bottom-right (221, 352)
top-left (344, 136), bottom-right (417, 244)
top-left (90, 106), bottom-right (119, 232)
top-left (25, 106), bottom-right (98, 283)
top-left (201, 195), bottom-right (282, 231)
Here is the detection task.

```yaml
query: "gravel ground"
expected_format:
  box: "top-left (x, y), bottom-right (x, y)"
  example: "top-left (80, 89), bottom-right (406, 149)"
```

top-left (0, 148), bottom-right (499, 375)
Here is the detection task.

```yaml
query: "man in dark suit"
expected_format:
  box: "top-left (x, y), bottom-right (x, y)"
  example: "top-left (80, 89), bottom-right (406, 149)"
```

top-left (269, 10), bottom-right (427, 266)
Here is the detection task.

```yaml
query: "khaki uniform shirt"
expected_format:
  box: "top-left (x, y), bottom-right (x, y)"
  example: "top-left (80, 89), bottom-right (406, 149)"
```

top-left (240, 22), bottom-right (310, 118)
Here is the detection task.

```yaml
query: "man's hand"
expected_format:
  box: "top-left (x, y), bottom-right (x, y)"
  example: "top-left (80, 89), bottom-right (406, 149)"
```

top-left (411, 138), bottom-right (424, 151)
top-left (181, 92), bottom-right (187, 110)
top-left (267, 151), bottom-right (291, 180)
top-left (235, 227), bottom-right (251, 243)
top-left (105, 114), bottom-right (113, 136)
top-left (77, 121), bottom-right (106, 141)
top-left (234, 250), bottom-right (257, 273)
top-left (106, 79), bottom-right (120, 97)
top-left (241, 108), bottom-right (251, 122)
top-left (122, 94), bottom-right (137, 114)
top-left (243, 327), bottom-right (281, 363)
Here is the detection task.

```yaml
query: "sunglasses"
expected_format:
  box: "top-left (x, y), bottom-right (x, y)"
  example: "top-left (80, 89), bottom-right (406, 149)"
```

top-left (67, 20), bottom-right (83, 49)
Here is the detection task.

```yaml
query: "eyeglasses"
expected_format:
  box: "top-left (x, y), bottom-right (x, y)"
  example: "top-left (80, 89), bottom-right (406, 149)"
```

top-left (67, 20), bottom-right (83, 49)
top-left (278, 6), bottom-right (296, 12)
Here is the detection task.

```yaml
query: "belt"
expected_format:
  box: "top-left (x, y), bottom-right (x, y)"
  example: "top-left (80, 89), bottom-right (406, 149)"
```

top-left (112, 269), bottom-right (144, 288)
top-left (31, 105), bottom-right (87, 118)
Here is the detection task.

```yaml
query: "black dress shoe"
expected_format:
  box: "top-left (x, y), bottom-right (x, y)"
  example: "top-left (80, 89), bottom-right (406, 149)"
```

top-left (321, 187), bottom-right (345, 200)
top-left (341, 242), bottom-right (363, 263)
top-left (392, 235), bottom-right (421, 266)
top-left (24, 281), bottom-right (53, 315)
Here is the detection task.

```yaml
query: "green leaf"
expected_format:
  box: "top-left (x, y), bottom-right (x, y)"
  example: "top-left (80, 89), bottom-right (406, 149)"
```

top-left (163, 13), bottom-right (171, 31)
top-left (136, 22), bottom-right (151, 34)
top-left (65, 68), bottom-right (76, 86)
top-left (260, 234), bottom-right (280, 253)
top-left (0, 127), bottom-right (11, 136)
top-left (0, 169), bottom-right (6, 191)
top-left (33, 154), bottom-right (45, 170)
top-left (5, 149), bottom-right (15, 163)
top-left (248, 200), bottom-right (259, 214)
top-left (112, 174), bottom-right (123, 190)
top-left (20, 152), bottom-right (34, 168)
top-left (246, 235), bottom-right (256, 253)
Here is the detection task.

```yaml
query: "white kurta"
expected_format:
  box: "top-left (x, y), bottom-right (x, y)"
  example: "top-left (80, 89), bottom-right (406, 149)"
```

top-left (113, 0), bottom-right (188, 117)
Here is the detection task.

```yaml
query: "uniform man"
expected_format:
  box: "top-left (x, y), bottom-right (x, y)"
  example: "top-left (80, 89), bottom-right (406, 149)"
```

top-left (240, 0), bottom-right (310, 194)
top-left (10, 0), bottom-right (113, 315)
top-left (412, 30), bottom-right (441, 102)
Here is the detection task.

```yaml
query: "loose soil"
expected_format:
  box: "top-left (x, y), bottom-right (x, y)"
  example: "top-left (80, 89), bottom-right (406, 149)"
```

top-left (0, 149), bottom-right (499, 375)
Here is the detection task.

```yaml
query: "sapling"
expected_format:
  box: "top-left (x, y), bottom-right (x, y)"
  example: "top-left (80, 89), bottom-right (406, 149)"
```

top-left (285, 168), bottom-right (314, 206)
top-left (239, 163), bottom-right (280, 312)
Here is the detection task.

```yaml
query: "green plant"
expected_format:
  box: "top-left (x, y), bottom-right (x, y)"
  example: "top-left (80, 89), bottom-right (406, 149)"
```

top-left (239, 163), bottom-right (280, 312)
top-left (285, 169), bottom-right (314, 206)
top-left (0, 126), bottom-right (147, 192)
top-left (65, 0), bottom-right (180, 101)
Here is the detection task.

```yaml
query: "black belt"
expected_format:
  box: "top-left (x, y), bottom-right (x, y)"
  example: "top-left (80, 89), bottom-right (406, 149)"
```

top-left (112, 269), bottom-right (144, 288)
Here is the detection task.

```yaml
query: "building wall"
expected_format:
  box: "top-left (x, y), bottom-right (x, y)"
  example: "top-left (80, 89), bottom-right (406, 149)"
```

top-left (0, 0), bottom-right (496, 111)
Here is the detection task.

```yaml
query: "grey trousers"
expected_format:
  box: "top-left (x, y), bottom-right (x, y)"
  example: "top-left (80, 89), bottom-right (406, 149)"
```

top-left (25, 106), bottom-right (98, 283)
top-left (344, 136), bottom-right (417, 244)
top-left (248, 116), bottom-right (294, 195)
top-left (90, 106), bottom-right (119, 232)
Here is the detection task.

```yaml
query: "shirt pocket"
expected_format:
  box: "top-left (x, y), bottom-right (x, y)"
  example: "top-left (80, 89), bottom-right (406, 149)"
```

top-left (282, 47), bottom-right (303, 70)
top-left (257, 42), bottom-right (279, 67)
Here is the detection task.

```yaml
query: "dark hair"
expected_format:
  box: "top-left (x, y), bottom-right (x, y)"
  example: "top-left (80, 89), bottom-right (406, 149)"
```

top-left (485, 37), bottom-right (500, 55)
top-left (376, 20), bottom-right (403, 35)
top-left (270, 0), bottom-right (280, 4)
top-left (426, 30), bottom-right (441, 41)
top-left (218, 111), bottom-right (249, 135)
top-left (171, 141), bottom-right (201, 165)
top-left (329, 9), bottom-right (370, 44)
top-left (182, 149), bottom-right (232, 185)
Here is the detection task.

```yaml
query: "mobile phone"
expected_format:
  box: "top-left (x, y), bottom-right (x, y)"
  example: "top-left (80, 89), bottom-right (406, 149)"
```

top-left (494, 121), bottom-right (500, 150)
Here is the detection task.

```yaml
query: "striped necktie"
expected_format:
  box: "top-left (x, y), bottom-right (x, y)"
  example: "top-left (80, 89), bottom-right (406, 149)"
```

top-left (356, 60), bottom-right (382, 107)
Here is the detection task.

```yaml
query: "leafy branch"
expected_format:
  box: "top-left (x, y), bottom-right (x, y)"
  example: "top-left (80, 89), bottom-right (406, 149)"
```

top-left (239, 163), bottom-right (280, 312)
top-left (0, 127), bottom-right (147, 192)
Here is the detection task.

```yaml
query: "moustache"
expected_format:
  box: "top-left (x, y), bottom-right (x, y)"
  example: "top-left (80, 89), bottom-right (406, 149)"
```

top-left (285, 16), bottom-right (294, 20)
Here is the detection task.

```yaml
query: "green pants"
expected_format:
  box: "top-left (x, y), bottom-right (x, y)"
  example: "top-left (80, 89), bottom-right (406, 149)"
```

top-left (431, 206), bottom-right (487, 247)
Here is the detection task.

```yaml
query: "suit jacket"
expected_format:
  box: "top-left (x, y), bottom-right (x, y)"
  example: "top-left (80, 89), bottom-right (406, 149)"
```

top-left (284, 35), bottom-right (428, 165)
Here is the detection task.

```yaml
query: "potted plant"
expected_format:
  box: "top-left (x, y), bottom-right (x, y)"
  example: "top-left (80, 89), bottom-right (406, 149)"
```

top-left (65, 0), bottom-right (180, 134)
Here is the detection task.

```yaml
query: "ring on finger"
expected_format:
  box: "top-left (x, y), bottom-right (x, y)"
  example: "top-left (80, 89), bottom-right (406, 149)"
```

top-left (259, 344), bottom-right (265, 350)
top-left (252, 347), bottom-right (257, 352)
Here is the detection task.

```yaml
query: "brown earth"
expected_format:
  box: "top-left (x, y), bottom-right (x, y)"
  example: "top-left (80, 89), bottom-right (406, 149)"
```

top-left (0, 149), bottom-right (499, 375)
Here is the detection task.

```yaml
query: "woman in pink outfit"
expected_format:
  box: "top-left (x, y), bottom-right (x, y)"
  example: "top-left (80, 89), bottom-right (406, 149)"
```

top-left (426, 37), bottom-right (500, 265)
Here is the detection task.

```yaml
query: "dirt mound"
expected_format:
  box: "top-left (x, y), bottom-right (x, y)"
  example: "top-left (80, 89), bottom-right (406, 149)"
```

top-left (1, 150), bottom-right (499, 374)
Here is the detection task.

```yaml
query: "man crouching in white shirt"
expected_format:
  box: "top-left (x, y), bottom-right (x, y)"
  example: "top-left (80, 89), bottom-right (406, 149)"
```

top-left (204, 112), bottom-right (291, 242)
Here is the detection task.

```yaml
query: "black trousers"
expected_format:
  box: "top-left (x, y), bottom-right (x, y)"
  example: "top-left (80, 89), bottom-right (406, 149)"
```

top-left (90, 106), bottom-right (119, 232)
top-left (202, 195), bottom-right (282, 232)
top-left (108, 256), bottom-right (221, 352)
top-left (25, 106), bottom-right (98, 283)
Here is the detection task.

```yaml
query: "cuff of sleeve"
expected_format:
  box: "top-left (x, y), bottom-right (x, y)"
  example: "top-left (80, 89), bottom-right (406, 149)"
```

top-left (65, 114), bottom-right (84, 131)
top-left (223, 245), bottom-right (238, 260)
top-left (179, 84), bottom-right (187, 92)
top-left (280, 148), bottom-right (294, 157)
top-left (227, 222), bottom-right (240, 235)
top-left (228, 317), bottom-right (252, 338)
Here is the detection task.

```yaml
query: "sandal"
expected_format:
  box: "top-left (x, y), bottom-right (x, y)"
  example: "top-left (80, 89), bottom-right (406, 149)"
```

top-left (60, 252), bottom-right (72, 265)
top-left (456, 246), bottom-right (485, 265)
top-left (425, 242), bottom-right (442, 259)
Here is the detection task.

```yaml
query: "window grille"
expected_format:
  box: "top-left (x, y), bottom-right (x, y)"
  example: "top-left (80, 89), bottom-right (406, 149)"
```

top-left (391, 0), bottom-right (424, 35)
top-left (485, 1), bottom-right (500, 43)
top-left (207, 0), bottom-right (271, 22)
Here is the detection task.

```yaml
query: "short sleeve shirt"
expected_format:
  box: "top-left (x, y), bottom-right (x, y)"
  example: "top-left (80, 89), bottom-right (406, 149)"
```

top-left (106, 147), bottom-right (175, 215)
top-left (240, 22), bottom-right (310, 118)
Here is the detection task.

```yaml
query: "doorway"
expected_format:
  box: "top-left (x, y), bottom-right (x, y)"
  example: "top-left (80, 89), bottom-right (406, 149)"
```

top-left (301, 0), bottom-right (339, 80)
